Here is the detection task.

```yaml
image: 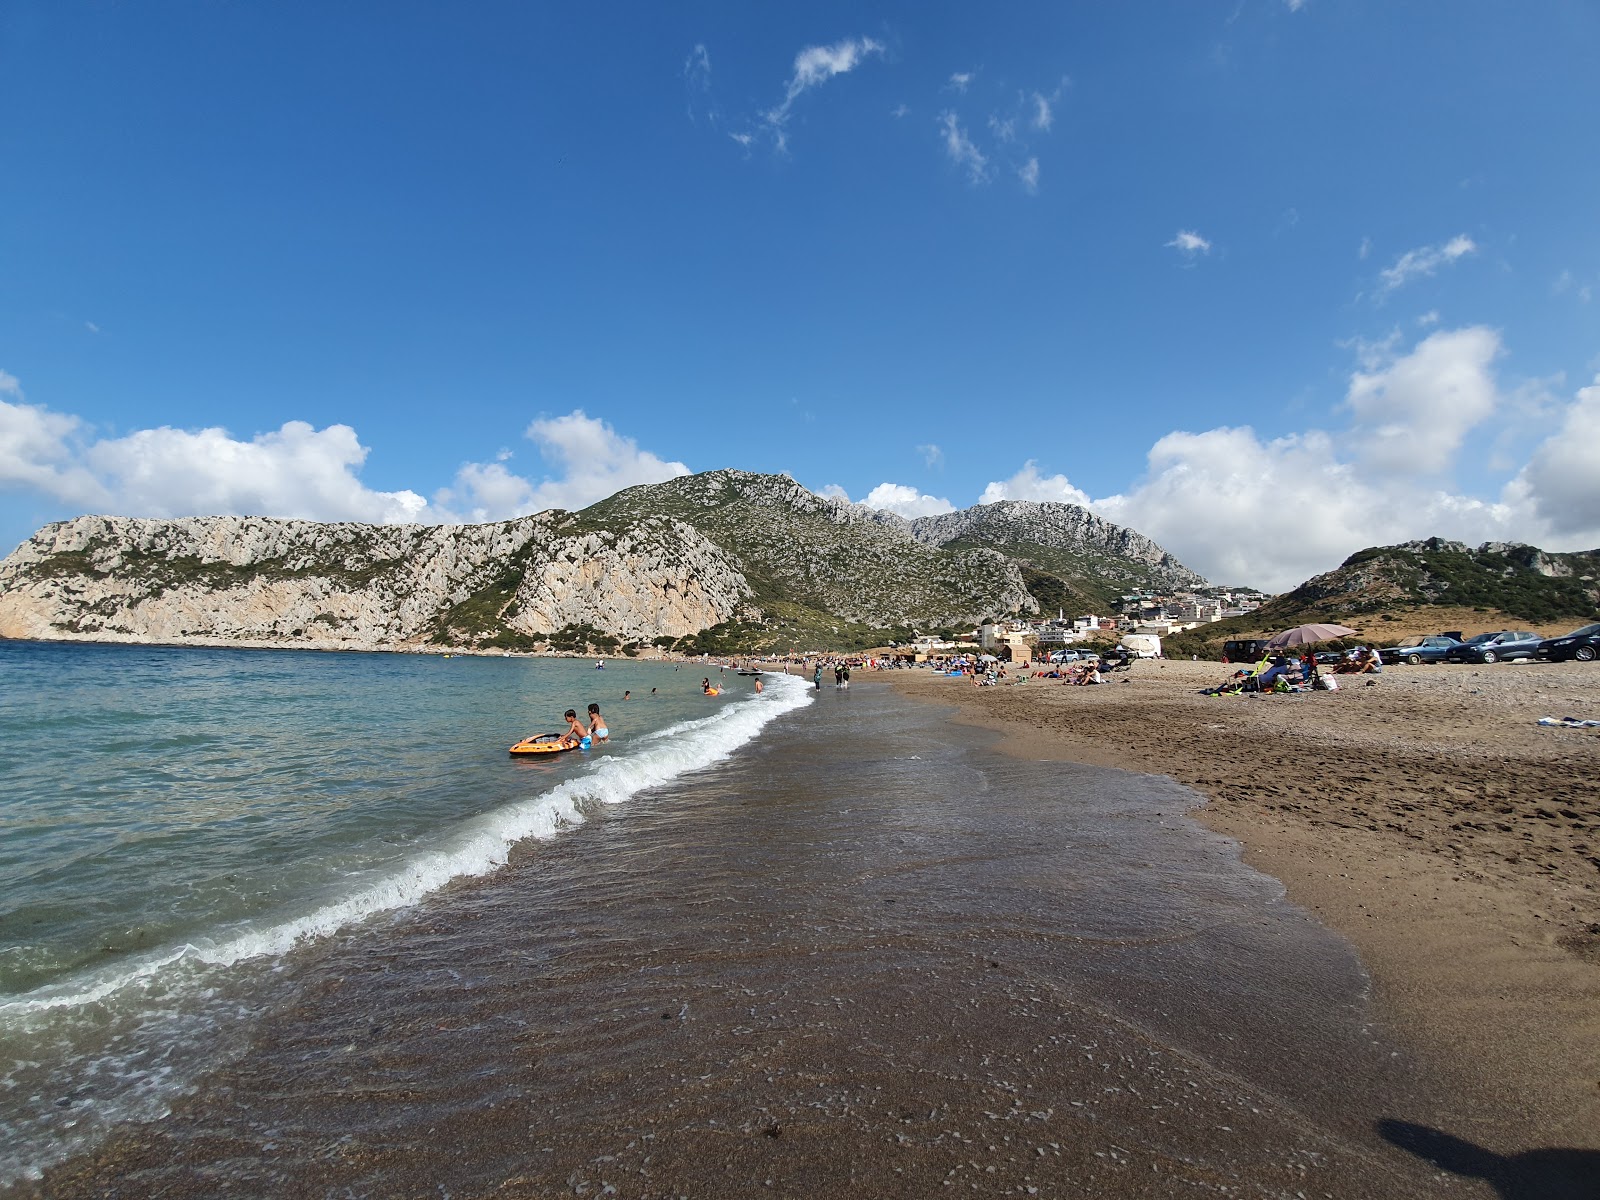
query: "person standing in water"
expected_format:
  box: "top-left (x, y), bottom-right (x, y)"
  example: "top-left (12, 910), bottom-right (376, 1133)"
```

top-left (754, 676), bottom-right (764, 694)
top-left (586, 702), bottom-right (608, 743)
top-left (813, 663), bottom-right (822, 690)
top-left (560, 709), bottom-right (590, 749)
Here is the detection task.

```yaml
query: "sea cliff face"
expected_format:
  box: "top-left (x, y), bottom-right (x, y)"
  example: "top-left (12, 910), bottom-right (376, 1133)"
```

top-left (0, 513), bottom-right (753, 651)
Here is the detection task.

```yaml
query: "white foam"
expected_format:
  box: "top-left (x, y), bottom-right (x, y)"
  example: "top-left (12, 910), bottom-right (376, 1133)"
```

top-left (0, 673), bottom-right (812, 1017)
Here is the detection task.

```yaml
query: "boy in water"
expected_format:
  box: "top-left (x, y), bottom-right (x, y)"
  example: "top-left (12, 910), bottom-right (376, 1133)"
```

top-left (560, 709), bottom-right (590, 749)
top-left (587, 702), bottom-right (608, 742)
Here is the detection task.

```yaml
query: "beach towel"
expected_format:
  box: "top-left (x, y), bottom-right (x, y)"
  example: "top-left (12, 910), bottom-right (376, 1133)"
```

top-left (1537, 716), bottom-right (1600, 728)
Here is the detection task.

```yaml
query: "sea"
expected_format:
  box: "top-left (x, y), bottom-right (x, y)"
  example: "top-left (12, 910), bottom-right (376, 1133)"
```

top-left (1, 640), bottom-right (1471, 1196)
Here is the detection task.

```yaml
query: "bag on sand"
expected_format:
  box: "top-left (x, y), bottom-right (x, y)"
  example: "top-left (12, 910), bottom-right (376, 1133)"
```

top-left (1315, 675), bottom-right (1338, 691)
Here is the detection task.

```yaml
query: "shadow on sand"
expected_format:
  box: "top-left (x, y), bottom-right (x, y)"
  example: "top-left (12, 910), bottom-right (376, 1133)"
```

top-left (1378, 1120), bottom-right (1600, 1199)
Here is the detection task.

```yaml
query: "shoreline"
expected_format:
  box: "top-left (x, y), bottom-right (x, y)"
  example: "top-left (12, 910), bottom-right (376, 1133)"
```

top-left (878, 660), bottom-right (1600, 1155)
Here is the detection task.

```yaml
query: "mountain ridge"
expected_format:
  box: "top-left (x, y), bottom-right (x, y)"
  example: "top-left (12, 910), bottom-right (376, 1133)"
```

top-left (0, 470), bottom-right (1207, 653)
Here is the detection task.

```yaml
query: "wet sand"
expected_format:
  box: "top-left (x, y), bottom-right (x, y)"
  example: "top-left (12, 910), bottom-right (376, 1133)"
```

top-left (885, 659), bottom-right (1600, 1172)
top-left (18, 683), bottom-right (1525, 1198)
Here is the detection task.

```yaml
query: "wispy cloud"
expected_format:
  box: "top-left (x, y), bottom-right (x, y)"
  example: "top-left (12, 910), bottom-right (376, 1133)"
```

top-left (1030, 91), bottom-right (1054, 131)
top-left (1284, 0), bottom-right (1308, 11)
top-left (947, 71), bottom-right (974, 93)
top-left (1358, 235), bottom-right (1372, 260)
top-left (917, 443), bottom-right (944, 468)
top-left (939, 112), bottom-right (990, 183)
top-left (1166, 230), bottom-right (1213, 260)
top-left (1018, 157), bottom-right (1039, 193)
top-left (1377, 234), bottom-right (1477, 295)
top-left (84, 321), bottom-right (101, 334)
top-left (759, 36), bottom-right (885, 151)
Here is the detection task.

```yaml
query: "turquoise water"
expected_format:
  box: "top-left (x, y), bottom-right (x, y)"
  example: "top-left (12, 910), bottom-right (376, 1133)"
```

top-left (0, 640), bottom-right (810, 1182)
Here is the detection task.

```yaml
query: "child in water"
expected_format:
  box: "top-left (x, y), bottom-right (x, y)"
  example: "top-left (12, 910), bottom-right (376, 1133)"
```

top-left (560, 709), bottom-right (591, 749)
top-left (587, 702), bottom-right (608, 742)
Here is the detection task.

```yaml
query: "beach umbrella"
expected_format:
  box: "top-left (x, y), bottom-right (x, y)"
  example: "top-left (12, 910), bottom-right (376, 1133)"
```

top-left (1265, 623), bottom-right (1359, 649)
top-left (978, 653), bottom-right (998, 662)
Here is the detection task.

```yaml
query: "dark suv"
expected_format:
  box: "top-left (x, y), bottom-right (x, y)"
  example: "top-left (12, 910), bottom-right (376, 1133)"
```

top-left (1536, 622), bottom-right (1600, 663)
top-left (1443, 631), bottom-right (1544, 664)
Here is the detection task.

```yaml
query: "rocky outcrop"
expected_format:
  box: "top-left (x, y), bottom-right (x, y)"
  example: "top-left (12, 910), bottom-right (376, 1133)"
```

top-left (0, 512), bottom-right (752, 650)
top-left (910, 500), bottom-right (1208, 600)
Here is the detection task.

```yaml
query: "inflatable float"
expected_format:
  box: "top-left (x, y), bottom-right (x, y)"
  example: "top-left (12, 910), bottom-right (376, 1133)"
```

top-left (703, 687), bottom-right (721, 696)
top-left (509, 733), bottom-right (578, 756)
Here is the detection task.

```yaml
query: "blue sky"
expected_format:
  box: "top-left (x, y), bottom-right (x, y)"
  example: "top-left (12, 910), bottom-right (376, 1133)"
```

top-left (3, 1), bottom-right (1597, 589)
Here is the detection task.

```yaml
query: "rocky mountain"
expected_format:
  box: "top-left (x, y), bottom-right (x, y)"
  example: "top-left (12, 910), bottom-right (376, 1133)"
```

top-left (909, 500), bottom-right (1208, 611)
top-left (1162, 537), bottom-right (1600, 658)
top-left (0, 470), bottom-right (1204, 653)
top-left (1273, 538), bottom-right (1600, 625)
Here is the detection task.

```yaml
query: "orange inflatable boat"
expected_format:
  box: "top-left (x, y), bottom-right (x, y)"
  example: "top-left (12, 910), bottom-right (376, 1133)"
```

top-left (509, 733), bottom-right (577, 756)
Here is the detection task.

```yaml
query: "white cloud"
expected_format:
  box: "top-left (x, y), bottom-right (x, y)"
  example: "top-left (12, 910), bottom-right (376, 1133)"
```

top-left (939, 111), bottom-right (990, 183)
top-left (0, 386), bottom-right (110, 508)
top-left (891, 103), bottom-right (909, 119)
top-left (438, 410), bottom-right (691, 521)
top-left (684, 44), bottom-right (711, 94)
top-left (1343, 325), bottom-right (1502, 475)
top-left (1166, 230), bottom-right (1212, 259)
top-left (1417, 310), bottom-right (1440, 327)
top-left (818, 483), bottom-right (851, 502)
top-left (1516, 375), bottom-right (1600, 538)
top-left (1031, 91), bottom-right (1054, 131)
top-left (1358, 235), bottom-right (1372, 261)
top-left (1285, 0), bottom-right (1308, 11)
top-left (979, 462), bottom-right (1091, 507)
top-left (1018, 157), bottom-right (1040, 193)
top-left (947, 71), bottom-right (973, 93)
top-left (917, 443), bottom-right (944, 469)
top-left (83, 421), bottom-right (429, 523)
top-left (1377, 234), bottom-right (1477, 295)
top-left (976, 328), bottom-right (1600, 591)
top-left (761, 36), bottom-right (884, 149)
top-left (0, 372), bottom-right (687, 530)
top-left (988, 114), bottom-right (1017, 142)
top-left (85, 321), bottom-right (101, 334)
top-left (861, 482), bottom-right (956, 519)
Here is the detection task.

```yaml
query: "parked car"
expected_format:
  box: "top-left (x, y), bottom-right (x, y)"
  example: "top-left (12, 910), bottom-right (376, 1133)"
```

top-left (1380, 635), bottom-right (1464, 665)
top-left (1222, 639), bottom-right (1270, 662)
top-left (1048, 650), bottom-right (1081, 663)
top-left (1535, 622), bottom-right (1600, 662)
top-left (1442, 631), bottom-right (1544, 664)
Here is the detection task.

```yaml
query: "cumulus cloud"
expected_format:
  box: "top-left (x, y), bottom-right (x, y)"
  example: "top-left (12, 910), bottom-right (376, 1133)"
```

top-left (978, 462), bottom-right (1091, 507)
top-left (977, 329), bottom-right (1600, 590)
top-left (861, 482), bottom-right (956, 519)
top-left (1377, 234), bottom-right (1477, 295)
top-left (939, 111), bottom-right (990, 183)
top-left (1343, 325), bottom-right (1502, 475)
top-left (1166, 230), bottom-right (1212, 260)
top-left (0, 384), bottom-right (110, 508)
top-left (436, 410), bottom-right (690, 521)
top-left (1516, 375), bottom-right (1600, 537)
top-left (84, 421), bottom-right (430, 523)
top-left (0, 372), bottom-right (687, 531)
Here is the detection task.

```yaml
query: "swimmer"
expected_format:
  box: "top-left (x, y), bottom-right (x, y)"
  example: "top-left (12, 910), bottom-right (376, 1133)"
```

top-left (623, 690), bottom-right (631, 700)
top-left (587, 702), bottom-right (608, 742)
top-left (754, 676), bottom-right (764, 694)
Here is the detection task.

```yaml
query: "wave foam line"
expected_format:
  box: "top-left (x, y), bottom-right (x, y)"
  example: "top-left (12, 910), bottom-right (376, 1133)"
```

top-left (1, 674), bottom-right (813, 1016)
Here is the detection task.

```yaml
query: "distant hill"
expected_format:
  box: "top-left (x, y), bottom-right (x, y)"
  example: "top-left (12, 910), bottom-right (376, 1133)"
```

top-left (0, 470), bottom-right (1205, 654)
top-left (908, 500), bottom-right (1208, 612)
top-left (1166, 538), bottom-right (1600, 657)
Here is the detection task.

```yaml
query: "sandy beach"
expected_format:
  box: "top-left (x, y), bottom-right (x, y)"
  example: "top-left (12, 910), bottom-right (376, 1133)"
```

top-left (885, 658), bottom-right (1600, 1160)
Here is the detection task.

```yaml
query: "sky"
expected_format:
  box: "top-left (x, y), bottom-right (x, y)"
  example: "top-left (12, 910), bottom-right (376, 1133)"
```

top-left (2, 1), bottom-right (1598, 591)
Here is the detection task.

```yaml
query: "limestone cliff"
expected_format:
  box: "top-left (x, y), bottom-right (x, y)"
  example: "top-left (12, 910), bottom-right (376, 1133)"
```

top-left (0, 512), bottom-right (752, 651)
